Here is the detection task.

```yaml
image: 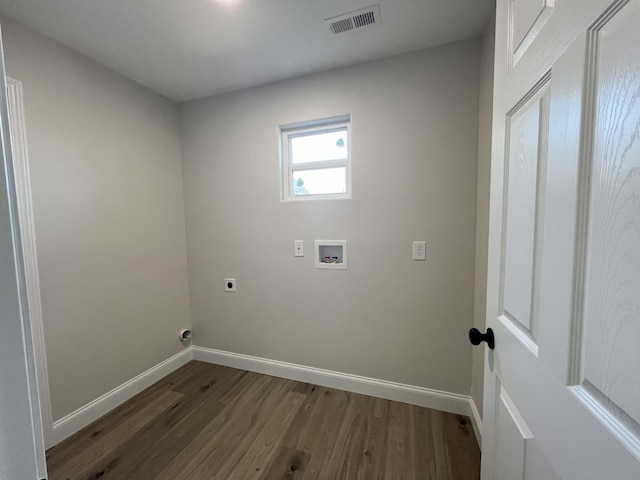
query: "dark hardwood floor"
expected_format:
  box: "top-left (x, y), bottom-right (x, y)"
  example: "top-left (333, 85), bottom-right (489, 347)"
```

top-left (46, 361), bottom-right (480, 479)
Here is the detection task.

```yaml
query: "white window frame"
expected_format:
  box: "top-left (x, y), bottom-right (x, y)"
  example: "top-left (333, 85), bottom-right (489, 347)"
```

top-left (279, 115), bottom-right (351, 201)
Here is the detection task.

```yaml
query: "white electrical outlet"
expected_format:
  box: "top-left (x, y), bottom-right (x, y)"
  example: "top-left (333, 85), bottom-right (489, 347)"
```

top-left (294, 240), bottom-right (304, 257)
top-left (224, 278), bottom-right (237, 291)
top-left (413, 241), bottom-right (426, 261)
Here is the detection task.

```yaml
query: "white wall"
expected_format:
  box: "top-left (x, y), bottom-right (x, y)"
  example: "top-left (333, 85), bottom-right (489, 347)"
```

top-left (181, 40), bottom-right (481, 395)
top-left (471, 15), bottom-right (496, 420)
top-left (1, 18), bottom-right (192, 421)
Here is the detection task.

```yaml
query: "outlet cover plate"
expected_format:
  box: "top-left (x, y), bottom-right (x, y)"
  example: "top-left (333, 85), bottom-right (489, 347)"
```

top-left (413, 241), bottom-right (426, 261)
top-left (224, 278), bottom-right (237, 291)
top-left (294, 240), bottom-right (304, 257)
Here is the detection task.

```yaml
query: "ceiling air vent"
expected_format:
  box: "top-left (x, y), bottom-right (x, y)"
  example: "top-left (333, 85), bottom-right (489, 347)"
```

top-left (325, 5), bottom-right (382, 35)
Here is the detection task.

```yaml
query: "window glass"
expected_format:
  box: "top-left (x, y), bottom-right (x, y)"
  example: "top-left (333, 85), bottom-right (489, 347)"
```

top-left (290, 129), bottom-right (348, 164)
top-left (291, 167), bottom-right (347, 196)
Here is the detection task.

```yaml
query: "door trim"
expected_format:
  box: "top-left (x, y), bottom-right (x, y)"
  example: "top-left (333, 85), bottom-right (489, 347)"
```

top-left (7, 77), bottom-right (54, 448)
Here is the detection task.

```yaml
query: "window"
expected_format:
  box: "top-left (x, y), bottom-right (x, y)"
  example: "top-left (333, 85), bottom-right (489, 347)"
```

top-left (280, 115), bottom-right (351, 201)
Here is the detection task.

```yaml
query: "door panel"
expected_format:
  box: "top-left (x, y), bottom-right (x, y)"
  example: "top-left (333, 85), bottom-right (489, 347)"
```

top-left (582, 4), bottom-right (640, 426)
top-left (510, 0), bottom-right (555, 66)
top-left (483, 0), bottom-right (640, 479)
top-left (502, 81), bottom-right (549, 343)
top-left (511, 0), bottom-right (547, 49)
top-left (495, 384), bottom-right (533, 480)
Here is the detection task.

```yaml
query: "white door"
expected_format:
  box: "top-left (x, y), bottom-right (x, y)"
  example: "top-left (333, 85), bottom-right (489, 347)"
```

top-left (482, 0), bottom-right (640, 479)
top-left (0, 24), bottom-right (47, 480)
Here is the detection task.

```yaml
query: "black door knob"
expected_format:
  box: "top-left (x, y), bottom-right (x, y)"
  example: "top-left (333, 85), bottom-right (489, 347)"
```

top-left (469, 327), bottom-right (495, 349)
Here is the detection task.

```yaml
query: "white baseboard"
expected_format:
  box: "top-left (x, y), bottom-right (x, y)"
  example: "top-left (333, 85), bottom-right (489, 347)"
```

top-left (468, 396), bottom-right (483, 449)
top-left (51, 348), bottom-right (193, 445)
top-left (50, 345), bottom-right (484, 448)
top-left (192, 346), bottom-right (472, 417)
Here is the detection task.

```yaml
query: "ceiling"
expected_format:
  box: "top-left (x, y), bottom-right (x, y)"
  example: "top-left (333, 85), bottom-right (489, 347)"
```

top-left (0, 0), bottom-right (495, 102)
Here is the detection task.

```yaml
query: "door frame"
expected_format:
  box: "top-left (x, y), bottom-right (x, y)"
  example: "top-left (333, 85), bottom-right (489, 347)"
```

top-left (6, 76), bottom-right (54, 449)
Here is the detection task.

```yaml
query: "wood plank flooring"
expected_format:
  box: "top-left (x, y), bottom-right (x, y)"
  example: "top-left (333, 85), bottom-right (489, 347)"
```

top-left (46, 361), bottom-right (480, 480)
